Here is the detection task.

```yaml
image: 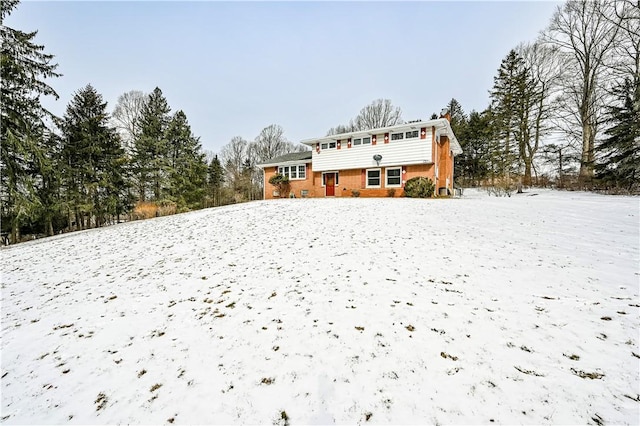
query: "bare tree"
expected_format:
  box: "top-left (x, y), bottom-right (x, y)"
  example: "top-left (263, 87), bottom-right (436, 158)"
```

top-left (112, 90), bottom-right (146, 151)
top-left (220, 136), bottom-right (249, 200)
top-left (542, 0), bottom-right (622, 182)
top-left (327, 99), bottom-right (403, 135)
top-left (251, 124), bottom-right (289, 162)
top-left (607, 0), bottom-right (640, 86)
top-left (519, 42), bottom-right (565, 185)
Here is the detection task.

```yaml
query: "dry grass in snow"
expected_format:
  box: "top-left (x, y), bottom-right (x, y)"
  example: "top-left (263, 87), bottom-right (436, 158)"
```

top-left (1, 189), bottom-right (638, 425)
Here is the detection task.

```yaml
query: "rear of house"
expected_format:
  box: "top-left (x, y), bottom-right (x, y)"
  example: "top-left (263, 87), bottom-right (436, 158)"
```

top-left (259, 115), bottom-right (462, 199)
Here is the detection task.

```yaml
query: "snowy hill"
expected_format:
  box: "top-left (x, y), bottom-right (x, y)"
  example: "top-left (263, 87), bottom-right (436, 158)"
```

top-left (1, 190), bottom-right (639, 425)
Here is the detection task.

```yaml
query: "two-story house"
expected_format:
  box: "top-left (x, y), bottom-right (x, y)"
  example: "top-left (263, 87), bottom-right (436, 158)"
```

top-left (258, 114), bottom-right (462, 199)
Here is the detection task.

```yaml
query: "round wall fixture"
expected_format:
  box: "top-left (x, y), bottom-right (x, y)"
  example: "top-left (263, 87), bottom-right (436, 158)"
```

top-left (373, 154), bottom-right (382, 165)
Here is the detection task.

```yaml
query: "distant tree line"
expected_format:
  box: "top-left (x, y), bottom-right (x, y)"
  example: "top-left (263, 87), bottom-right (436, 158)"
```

top-left (2, 0), bottom-right (637, 243)
top-left (0, 0), bottom-right (307, 243)
top-left (450, 0), bottom-right (638, 192)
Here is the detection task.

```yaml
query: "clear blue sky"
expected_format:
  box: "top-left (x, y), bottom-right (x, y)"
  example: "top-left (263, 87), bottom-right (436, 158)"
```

top-left (8, 1), bottom-right (561, 154)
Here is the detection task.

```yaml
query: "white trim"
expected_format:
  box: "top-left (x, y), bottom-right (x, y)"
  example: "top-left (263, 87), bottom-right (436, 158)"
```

top-left (352, 136), bottom-right (371, 146)
top-left (366, 168), bottom-right (381, 188)
top-left (404, 130), bottom-right (419, 139)
top-left (259, 159), bottom-right (310, 168)
top-left (390, 132), bottom-right (404, 141)
top-left (385, 167), bottom-right (402, 188)
top-left (301, 118), bottom-right (462, 155)
top-left (321, 171), bottom-right (339, 187)
top-left (278, 164), bottom-right (307, 180)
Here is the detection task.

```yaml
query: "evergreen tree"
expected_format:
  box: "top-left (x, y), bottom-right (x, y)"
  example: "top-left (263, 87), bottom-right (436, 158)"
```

top-left (207, 155), bottom-right (224, 207)
top-left (595, 77), bottom-right (640, 191)
top-left (166, 110), bottom-right (207, 210)
top-left (61, 84), bottom-right (127, 229)
top-left (1, 0), bottom-right (61, 242)
top-left (34, 130), bottom-right (64, 236)
top-left (446, 98), bottom-right (468, 137)
top-left (133, 87), bottom-right (171, 201)
top-left (456, 109), bottom-right (493, 187)
top-left (490, 50), bottom-right (528, 181)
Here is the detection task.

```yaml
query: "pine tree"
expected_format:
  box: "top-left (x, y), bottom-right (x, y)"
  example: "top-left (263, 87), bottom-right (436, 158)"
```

top-left (133, 87), bottom-right (171, 201)
top-left (34, 130), bottom-right (64, 236)
top-left (1, 0), bottom-right (61, 242)
top-left (595, 77), bottom-right (640, 191)
top-left (165, 110), bottom-right (207, 210)
top-left (446, 98), bottom-right (468, 137)
top-left (207, 155), bottom-right (224, 207)
top-left (490, 50), bottom-right (528, 183)
top-left (456, 109), bottom-right (493, 187)
top-left (61, 84), bottom-right (127, 229)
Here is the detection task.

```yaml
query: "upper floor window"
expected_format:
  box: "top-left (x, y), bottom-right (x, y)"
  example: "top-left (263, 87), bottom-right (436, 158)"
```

top-left (391, 132), bottom-right (404, 141)
top-left (353, 137), bottom-right (371, 146)
top-left (321, 141), bottom-right (337, 150)
top-left (278, 164), bottom-right (306, 180)
top-left (405, 130), bottom-right (419, 139)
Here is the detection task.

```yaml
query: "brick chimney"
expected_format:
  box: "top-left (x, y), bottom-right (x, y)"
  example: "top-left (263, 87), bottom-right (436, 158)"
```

top-left (439, 108), bottom-right (451, 122)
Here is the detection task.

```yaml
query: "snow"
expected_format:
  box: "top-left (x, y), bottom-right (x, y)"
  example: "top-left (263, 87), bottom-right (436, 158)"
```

top-left (1, 189), bottom-right (639, 425)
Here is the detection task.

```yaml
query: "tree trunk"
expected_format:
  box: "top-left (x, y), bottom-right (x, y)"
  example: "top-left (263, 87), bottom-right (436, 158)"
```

top-left (46, 216), bottom-right (54, 237)
top-left (579, 122), bottom-right (594, 183)
top-left (11, 219), bottom-right (19, 244)
top-left (523, 161), bottom-right (532, 187)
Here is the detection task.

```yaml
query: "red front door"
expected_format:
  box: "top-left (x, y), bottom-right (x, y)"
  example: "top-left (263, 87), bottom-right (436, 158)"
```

top-left (325, 173), bottom-right (335, 196)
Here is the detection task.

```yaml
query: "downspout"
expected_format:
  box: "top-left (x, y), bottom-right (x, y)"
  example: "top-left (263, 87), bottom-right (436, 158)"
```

top-left (262, 168), bottom-right (266, 200)
top-left (452, 150), bottom-right (455, 195)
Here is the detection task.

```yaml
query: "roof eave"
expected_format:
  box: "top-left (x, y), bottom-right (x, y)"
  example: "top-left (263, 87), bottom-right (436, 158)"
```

top-left (300, 119), bottom-right (451, 146)
top-left (257, 158), bottom-right (311, 168)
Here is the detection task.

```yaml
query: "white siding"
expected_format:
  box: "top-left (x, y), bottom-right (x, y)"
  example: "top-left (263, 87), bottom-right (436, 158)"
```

top-left (311, 133), bottom-right (433, 172)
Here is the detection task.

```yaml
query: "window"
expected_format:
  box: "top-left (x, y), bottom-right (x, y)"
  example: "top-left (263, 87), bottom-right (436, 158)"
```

top-left (391, 132), bottom-right (404, 141)
top-left (352, 137), bottom-right (370, 146)
top-left (386, 167), bottom-right (401, 187)
top-left (366, 169), bottom-right (381, 188)
top-left (328, 141), bottom-right (337, 149)
top-left (321, 143), bottom-right (328, 150)
top-left (278, 164), bottom-right (306, 180)
top-left (322, 172), bottom-right (339, 186)
top-left (405, 130), bottom-right (419, 139)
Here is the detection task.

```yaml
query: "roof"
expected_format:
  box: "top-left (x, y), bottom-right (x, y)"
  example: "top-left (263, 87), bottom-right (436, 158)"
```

top-left (300, 118), bottom-right (462, 155)
top-left (257, 150), bottom-right (312, 168)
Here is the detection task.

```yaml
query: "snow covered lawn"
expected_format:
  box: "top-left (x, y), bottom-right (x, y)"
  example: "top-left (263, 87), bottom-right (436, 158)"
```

top-left (1, 189), bottom-right (638, 425)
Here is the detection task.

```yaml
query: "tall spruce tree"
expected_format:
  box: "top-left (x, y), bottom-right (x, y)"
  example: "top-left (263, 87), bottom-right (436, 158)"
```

top-left (595, 77), bottom-right (640, 191)
top-left (61, 84), bottom-right (127, 229)
top-left (35, 129), bottom-right (64, 236)
top-left (207, 155), bottom-right (224, 207)
top-left (490, 50), bottom-right (527, 181)
top-left (456, 109), bottom-right (493, 187)
top-left (1, 0), bottom-right (61, 242)
top-left (166, 110), bottom-right (207, 210)
top-left (134, 87), bottom-right (171, 201)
